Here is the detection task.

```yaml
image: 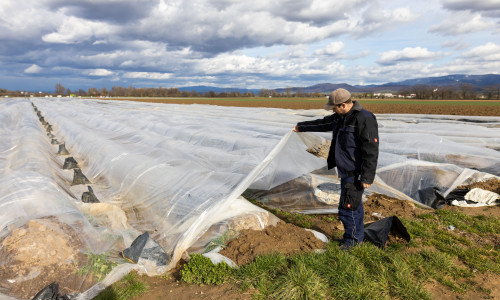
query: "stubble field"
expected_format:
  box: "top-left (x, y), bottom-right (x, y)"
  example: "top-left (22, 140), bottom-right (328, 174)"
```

top-left (111, 97), bottom-right (500, 116)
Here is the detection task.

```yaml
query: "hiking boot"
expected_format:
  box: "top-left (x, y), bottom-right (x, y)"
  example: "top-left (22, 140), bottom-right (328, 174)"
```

top-left (339, 244), bottom-right (353, 251)
top-left (339, 241), bottom-right (363, 251)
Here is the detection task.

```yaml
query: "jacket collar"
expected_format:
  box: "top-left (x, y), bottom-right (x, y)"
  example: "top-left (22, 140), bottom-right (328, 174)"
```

top-left (351, 100), bottom-right (362, 112)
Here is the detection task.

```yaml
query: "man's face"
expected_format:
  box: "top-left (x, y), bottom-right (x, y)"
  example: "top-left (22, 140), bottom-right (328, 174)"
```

top-left (333, 102), bottom-right (348, 115)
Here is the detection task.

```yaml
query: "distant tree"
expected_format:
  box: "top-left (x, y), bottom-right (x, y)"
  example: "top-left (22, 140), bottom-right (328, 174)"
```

top-left (100, 87), bottom-right (109, 96)
top-left (258, 89), bottom-right (271, 97)
top-left (459, 83), bottom-right (474, 100)
top-left (55, 83), bottom-right (66, 95)
top-left (206, 91), bottom-right (216, 97)
top-left (296, 87), bottom-right (303, 97)
top-left (87, 87), bottom-right (99, 97)
top-left (412, 84), bottom-right (431, 99)
top-left (484, 84), bottom-right (500, 100)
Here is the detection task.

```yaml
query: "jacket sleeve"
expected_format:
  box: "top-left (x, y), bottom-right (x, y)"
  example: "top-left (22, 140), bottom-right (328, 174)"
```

top-left (297, 115), bottom-right (337, 132)
top-left (358, 114), bottom-right (379, 184)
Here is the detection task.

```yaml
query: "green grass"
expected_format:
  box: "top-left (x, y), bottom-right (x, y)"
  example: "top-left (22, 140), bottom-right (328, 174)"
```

top-left (76, 251), bottom-right (118, 281)
top-left (232, 209), bottom-right (498, 299)
top-left (180, 254), bottom-right (234, 285)
top-left (94, 273), bottom-right (148, 300)
top-left (95, 208), bottom-right (499, 300)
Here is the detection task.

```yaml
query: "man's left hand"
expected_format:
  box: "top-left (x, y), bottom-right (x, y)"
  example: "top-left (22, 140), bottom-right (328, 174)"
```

top-left (361, 182), bottom-right (372, 189)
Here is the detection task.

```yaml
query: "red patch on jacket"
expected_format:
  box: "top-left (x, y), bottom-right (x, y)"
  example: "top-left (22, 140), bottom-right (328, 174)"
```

top-left (374, 138), bottom-right (378, 143)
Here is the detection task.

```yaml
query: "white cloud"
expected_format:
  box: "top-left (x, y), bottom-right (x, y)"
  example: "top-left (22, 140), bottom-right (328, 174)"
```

top-left (195, 50), bottom-right (345, 77)
top-left (442, 0), bottom-right (500, 12)
top-left (461, 42), bottom-right (500, 61)
top-left (24, 64), bottom-right (42, 74)
top-left (429, 11), bottom-right (495, 35)
top-left (314, 41), bottom-right (345, 56)
top-left (123, 72), bottom-right (172, 79)
top-left (441, 39), bottom-right (469, 50)
top-left (351, 6), bottom-right (418, 37)
top-left (377, 47), bottom-right (441, 65)
top-left (42, 16), bottom-right (116, 44)
top-left (84, 69), bottom-right (114, 76)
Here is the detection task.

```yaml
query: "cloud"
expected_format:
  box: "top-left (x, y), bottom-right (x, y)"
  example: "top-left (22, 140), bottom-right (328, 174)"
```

top-left (377, 47), bottom-right (441, 65)
top-left (42, 16), bottom-right (116, 44)
top-left (46, 0), bottom-right (158, 24)
top-left (24, 64), bottom-right (42, 74)
top-left (314, 41), bottom-right (344, 56)
top-left (123, 72), bottom-right (172, 79)
top-left (429, 11), bottom-right (495, 35)
top-left (461, 42), bottom-right (500, 61)
top-left (84, 69), bottom-right (114, 76)
top-left (441, 39), bottom-right (469, 50)
top-left (442, 0), bottom-right (500, 13)
top-left (351, 6), bottom-right (418, 37)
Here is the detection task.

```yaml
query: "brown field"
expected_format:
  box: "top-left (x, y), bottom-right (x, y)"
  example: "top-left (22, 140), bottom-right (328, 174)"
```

top-left (110, 97), bottom-right (500, 116)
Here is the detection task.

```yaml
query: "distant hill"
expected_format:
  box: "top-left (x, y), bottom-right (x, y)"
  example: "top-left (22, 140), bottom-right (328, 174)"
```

top-left (384, 74), bottom-right (500, 87)
top-left (177, 85), bottom-right (260, 95)
top-left (177, 74), bottom-right (500, 95)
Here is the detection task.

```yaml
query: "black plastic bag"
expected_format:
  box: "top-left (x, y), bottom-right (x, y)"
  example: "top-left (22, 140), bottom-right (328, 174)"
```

top-left (364, 216), bottom-right (410, 249)
top-left (31, 282), bottom-right (69, 300)
top-left (82, 186), bottom-right (100, 203)
top-left (121, 232), bottom-right (170, 267)
top-left (63, 157), bottom-right (79, 169)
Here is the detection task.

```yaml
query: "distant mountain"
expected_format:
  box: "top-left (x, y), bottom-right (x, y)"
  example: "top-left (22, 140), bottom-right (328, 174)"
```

top-left (176, 74), bottom-right (500, 95)
top-left (275, 74), bottom-right (500, 94)
top-left (384, 74), bottom-right (500, 87)
top-left (177, 85), bottom-right (260, 95)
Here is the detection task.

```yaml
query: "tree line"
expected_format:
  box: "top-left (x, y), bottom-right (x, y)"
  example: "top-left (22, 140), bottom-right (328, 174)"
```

top-left (1, 82), bottom-right (500, 99)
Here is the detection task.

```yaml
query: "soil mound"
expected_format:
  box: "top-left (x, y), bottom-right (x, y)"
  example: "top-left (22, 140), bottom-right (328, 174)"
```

top-left (0, 218), bottom-right (93, 299)
top-left (219, 221), bottom-right (326, 266)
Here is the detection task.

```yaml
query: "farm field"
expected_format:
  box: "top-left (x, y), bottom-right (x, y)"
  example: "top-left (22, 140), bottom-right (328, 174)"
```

top-left (111, 97), bottom-right (500, 116)
top-left (0, 97), bottom-right (499, 300)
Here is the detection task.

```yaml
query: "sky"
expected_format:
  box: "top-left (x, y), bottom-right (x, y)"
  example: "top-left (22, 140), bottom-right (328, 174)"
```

top-left (1, 0), bottom-right (500, 92)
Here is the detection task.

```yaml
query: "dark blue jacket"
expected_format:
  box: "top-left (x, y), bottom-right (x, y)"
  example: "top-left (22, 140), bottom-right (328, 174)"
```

top-left (297, 101), bottom-right (379, 183)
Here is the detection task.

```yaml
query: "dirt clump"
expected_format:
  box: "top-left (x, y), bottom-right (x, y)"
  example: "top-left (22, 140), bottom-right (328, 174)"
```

top-left (0, 218), bottom-right (94, 299)
top-left (219, 220), bottom-right (326, 266)
top-left (364, 193), bottom-right (431, 222)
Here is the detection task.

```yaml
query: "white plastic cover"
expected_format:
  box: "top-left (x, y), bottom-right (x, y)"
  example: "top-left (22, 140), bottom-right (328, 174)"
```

top-left (1, 98), bottom-right (500, 298)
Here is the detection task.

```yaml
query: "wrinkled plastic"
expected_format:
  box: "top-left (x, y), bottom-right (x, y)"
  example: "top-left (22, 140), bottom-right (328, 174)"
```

top-left (0, 98), bottom-right (324, 298)
top-left (1, 98), bottom-right (500, 299)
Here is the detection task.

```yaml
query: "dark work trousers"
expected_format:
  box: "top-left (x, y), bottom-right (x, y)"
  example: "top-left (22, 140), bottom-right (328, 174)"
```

top-left (338, 176), bottom-right (365, 246)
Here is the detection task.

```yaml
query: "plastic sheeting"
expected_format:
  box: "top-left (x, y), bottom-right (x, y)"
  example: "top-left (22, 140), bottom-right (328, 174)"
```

top-left (1, 98), bottom-right (500, 298)
top-left (0, 98), bottom-right (326, 299)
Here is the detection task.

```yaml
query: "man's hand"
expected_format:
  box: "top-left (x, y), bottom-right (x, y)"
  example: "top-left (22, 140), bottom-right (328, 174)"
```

top-left (361, 182), bottom-right (372, 189)
top-left (292, 125), bottom-right (299, 132)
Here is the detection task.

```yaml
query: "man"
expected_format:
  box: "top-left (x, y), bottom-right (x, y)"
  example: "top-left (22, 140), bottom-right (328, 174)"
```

top-left (293, 88), bottom-right (379, 250)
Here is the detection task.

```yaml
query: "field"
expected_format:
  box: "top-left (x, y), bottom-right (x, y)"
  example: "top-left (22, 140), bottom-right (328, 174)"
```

top-left (111, 97), bottom-right (500, 116)
top-left (93, 98), bottom-right (500, 300)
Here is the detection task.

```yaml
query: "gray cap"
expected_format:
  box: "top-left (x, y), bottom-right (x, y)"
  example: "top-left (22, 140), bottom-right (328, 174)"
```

top-left (324, 88), bottom-right (351, 110)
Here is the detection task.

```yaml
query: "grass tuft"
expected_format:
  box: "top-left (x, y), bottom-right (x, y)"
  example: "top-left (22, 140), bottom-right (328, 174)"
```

top-left (180, 253), bottom-right (233, 285)
top-left (94, 273), bottom-right (148, 300)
